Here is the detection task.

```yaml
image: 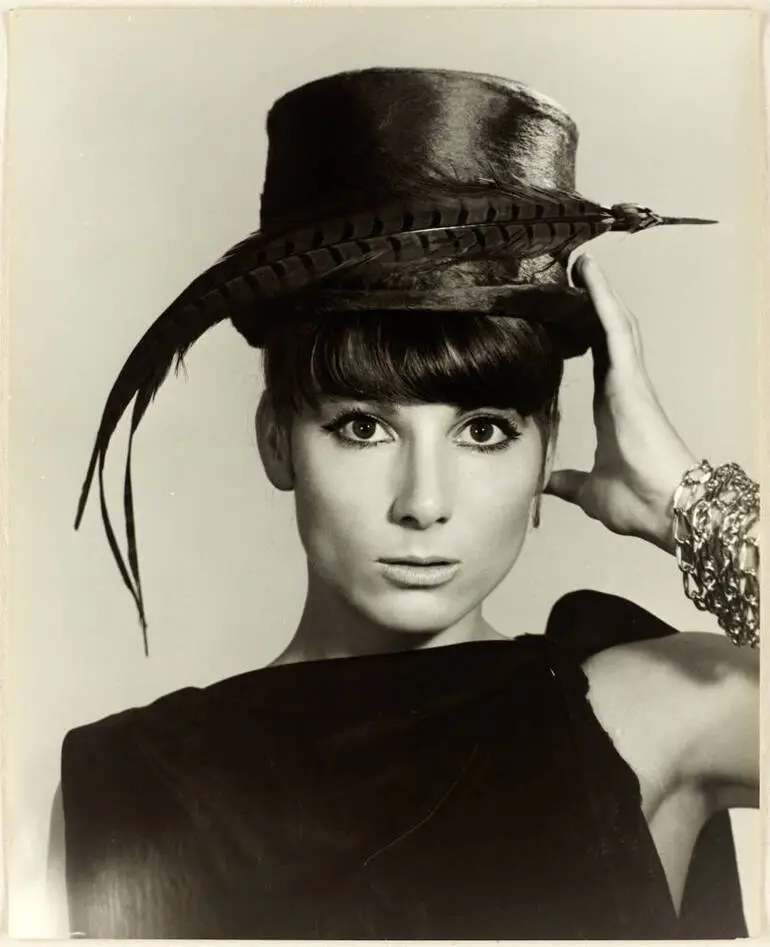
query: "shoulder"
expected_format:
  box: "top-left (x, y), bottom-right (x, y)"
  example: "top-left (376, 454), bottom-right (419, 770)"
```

top-left (548, 591), bottom-right (759, 813)
top-left (545, 588), bottom-right (677, 655)
top-left (60, 668), bottom-right (271, 818)
top-left (546, 588), bottom-right (758, 692)
top-left (62, 684), bottom-right (201, 776)
top-left (63, 666), bottom-right (266, 752)
top-left (60, 671), bottom-right (271, 936)
top-left (590, 631), bottom-right (757, 800)
top-left (60, 685), bottom-right (206, 859)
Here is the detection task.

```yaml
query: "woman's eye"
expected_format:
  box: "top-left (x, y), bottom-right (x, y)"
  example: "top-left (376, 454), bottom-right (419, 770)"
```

top-left (347, 417), bottom-right (380, 441)
top-left (466, 420), bottom-right (499, 444)
top-left (324, 413), bottom-right (392, 446)
top-left (456, 417), bottom-right (521, 450)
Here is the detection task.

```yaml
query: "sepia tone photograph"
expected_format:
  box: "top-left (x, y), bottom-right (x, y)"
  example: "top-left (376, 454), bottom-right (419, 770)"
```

top-left (3, 6), bottom-right (763, 939)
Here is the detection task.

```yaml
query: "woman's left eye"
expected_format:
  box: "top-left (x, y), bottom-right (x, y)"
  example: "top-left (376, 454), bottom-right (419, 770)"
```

top-left (322, 412), bottom-right (393, 447)
top-left (455, 416), bottom-right (521, 450)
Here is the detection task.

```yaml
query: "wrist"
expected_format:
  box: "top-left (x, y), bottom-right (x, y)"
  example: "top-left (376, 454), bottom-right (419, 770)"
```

top-left (644, 453), bottom-right (699, 555)
top-left (648, 512), bottom-right (677, 555)
top-left (644, 503), bottom-right (677, 555)
top-left (670, 459), bottom-right (760, 648)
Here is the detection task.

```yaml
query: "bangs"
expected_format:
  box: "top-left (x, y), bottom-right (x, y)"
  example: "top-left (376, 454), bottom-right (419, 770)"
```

top-left (262, 312), bottom-right (563, 420)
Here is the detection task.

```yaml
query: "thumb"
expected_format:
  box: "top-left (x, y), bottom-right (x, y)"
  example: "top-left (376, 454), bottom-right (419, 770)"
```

top-left (544, 469), bottom-right (589, 505)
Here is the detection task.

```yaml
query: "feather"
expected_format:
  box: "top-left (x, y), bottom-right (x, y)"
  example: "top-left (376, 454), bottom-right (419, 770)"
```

top-left (75, 182), bottom-right (716, 648)
top-left (74, 295), bottom-right (230, 654)
top-left (190, 187), bottom-right (716, 309)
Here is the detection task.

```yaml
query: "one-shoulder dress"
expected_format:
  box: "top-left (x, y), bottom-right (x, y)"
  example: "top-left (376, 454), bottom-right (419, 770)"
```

top-left (60, 590), bottom-right (748, 939)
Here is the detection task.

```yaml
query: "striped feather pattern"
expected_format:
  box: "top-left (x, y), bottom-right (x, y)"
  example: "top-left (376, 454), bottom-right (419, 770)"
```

top-left (166, 191), bottom-right (714, 330)
top-left (212, 192), bottom-right (614, 299)
top-left (74, 183), bottom-right (716, 648)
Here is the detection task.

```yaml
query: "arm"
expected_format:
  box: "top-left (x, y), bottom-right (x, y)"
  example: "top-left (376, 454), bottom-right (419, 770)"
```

top-left (46, 784), bottom-right (72, 936)
top-left (547, 253), bottom-right (758, 639)
top-left (586, 632), bottom-right (758, 815)
top-left (548, 253), bottom-right (759, 804)
top-left (545, 252), bottom-right (697, 553)
top-left (665, 632), bottom-right (759, 810)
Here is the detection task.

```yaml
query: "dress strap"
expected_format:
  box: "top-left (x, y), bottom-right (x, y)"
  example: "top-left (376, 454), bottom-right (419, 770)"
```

top-left (544, 589), bottom-right (677, 664)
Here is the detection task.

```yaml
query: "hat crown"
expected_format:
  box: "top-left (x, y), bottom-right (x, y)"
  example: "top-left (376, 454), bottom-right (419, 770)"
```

top-left (260, 68), bottom-right (578, 230)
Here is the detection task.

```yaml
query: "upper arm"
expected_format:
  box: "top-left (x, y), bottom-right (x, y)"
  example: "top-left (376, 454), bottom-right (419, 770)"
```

top-left (46, 783), bottom-right (71, 936)
top-left (60, 719), bottom-right (186, 937)
top-left (584, 632), bottom-right (759, 814)
top-left (665, 632), bottom-right (759, 808)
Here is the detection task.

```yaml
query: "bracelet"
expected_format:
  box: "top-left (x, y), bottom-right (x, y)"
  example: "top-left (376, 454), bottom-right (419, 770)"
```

top-left (672, 460), bottom-right (760, 648)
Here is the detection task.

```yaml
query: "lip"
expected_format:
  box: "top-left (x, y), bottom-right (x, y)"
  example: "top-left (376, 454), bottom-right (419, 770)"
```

top-left (379, 556), bottom-right (459, 566)
top-left (377, 558), bottom-right (461, 588)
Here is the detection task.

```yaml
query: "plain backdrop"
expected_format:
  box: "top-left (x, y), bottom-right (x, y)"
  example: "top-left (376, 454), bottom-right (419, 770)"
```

top-left (4, 6), bottom-right (763, 936)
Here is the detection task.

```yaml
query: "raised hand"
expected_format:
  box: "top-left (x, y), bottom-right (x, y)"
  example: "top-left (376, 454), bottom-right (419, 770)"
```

top-left (545, 253), bottom-right (696, 554)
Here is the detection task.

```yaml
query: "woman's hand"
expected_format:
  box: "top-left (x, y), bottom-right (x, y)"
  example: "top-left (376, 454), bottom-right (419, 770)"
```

top-left (545, 253), bottom-right (696, 554)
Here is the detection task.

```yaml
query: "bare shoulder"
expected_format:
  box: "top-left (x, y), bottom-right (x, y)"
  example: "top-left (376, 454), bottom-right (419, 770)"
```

top-left (582, 631), bottom-right (759, 814)
top-left (583, 629), bottom-right (758, 697)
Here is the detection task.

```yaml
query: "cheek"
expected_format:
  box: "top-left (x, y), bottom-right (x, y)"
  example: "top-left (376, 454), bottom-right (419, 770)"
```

top-left (291, 443), bottom-right (378, 561)
top-left (456, 448), bottom-right (542, 571)
top-left (465, 447), bottom-right (541, 524)
top-left (467, 499), bottom-right (530, 568)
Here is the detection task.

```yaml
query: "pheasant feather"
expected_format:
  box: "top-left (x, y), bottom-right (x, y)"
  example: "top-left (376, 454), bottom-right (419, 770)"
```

top-left (75, 182), bottom-right (716, 649)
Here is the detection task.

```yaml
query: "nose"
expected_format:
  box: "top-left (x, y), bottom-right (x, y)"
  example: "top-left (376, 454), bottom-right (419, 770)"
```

top-left (390, 437), bottom-right (453, 529)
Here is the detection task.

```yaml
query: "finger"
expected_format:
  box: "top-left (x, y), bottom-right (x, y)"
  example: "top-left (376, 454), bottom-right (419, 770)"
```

top-left (573, 253), bottom-right (639, 365)
top-left (543, 469), bottom-right (589, 505)
top-left (591, 328), bottom-right (610, 400)
top-left (571, 262), bottom-right (610, 401)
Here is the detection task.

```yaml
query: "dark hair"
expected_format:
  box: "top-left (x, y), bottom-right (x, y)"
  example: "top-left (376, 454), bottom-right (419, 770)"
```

top-left (262, 310), bottom-right (563, 438)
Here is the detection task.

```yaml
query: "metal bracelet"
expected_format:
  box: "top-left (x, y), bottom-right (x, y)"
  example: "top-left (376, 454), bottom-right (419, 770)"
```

top-left (672, 460), bottom-right (760, 648)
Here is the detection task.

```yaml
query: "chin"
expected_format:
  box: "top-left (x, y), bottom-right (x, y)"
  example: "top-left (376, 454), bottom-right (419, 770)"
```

top-left (350, 589), bottom-right (481, 636)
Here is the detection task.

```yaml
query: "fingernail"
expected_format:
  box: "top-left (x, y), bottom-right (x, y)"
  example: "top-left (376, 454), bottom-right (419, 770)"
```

top-left (572, 252), bottom-right (593, 288)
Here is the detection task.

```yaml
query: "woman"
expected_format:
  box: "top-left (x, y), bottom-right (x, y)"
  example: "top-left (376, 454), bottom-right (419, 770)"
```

top-left (54, 68), bottom-right (759, 939)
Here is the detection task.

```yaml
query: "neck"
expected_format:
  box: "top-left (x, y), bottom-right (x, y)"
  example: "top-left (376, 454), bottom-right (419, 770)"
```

top-left (270, 572), bottom-right (505, 666)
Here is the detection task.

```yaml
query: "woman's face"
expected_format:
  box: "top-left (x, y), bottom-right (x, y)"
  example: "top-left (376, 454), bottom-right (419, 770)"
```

top-left (285, 399), bottom-right (546, 635)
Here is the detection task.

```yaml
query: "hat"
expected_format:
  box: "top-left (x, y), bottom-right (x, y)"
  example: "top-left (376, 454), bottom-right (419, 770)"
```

top-left (75, 67), bottom-right (715, 649)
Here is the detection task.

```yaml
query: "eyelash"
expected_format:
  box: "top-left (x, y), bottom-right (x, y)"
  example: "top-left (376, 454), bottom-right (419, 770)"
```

top-left (464, 415), bottom-right (522, 453)
top-left (321, 410), bottom-right (522, 453)
top-left (321, 412), bottom-right (389, 450)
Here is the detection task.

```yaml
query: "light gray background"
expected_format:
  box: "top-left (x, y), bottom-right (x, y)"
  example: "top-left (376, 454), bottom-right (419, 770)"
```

top-left (4, 6), bottom-right (763, 936)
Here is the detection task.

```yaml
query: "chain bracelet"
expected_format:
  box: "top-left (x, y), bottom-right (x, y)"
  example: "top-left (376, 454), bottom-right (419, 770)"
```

top-left (672, 460), bottom-right (760, 648)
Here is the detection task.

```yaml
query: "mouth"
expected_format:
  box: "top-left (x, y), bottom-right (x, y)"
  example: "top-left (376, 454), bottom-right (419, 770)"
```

top-left (377, 557), bottom-right (461, 588)
top-left (379, 556), bottom-right (459, 566)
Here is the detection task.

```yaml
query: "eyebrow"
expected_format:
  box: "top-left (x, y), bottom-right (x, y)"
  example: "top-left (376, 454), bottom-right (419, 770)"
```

top-left (319, 399), bottom-right (520, 420)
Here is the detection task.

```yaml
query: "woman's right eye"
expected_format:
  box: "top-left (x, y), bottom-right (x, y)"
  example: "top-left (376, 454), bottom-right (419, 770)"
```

top-left (322, 413), bottom-right (393, 447)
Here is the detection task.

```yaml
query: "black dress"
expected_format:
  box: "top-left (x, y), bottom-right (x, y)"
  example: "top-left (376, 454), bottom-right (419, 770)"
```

top-left (61, 590), bottom-right (747, 939)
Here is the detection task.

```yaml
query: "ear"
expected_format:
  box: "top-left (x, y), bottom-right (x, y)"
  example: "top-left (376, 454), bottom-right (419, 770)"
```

top-left (255, 392), bottom-right (295, 492)
top-left (542, 423), bottom-right (558, 487)
top-left (537, 407), bottom-right (560, 491)
top-left (532, 413), bottom-right (559, 529)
